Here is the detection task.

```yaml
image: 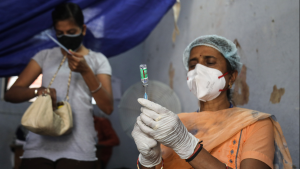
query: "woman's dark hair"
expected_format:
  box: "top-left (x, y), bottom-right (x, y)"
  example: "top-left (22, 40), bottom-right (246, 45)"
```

top-left (52, 3), bottom-right (84, 28)
top-left (225, 59), bottom-right (235, 102)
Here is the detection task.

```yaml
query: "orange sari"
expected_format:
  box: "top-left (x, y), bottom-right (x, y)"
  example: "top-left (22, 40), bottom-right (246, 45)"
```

top-left (155, 107), bottom-right (292, 169)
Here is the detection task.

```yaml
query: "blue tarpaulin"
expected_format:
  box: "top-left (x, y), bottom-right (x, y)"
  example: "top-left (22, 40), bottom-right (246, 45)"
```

top-left (0, 0), bottom-right (175, 77)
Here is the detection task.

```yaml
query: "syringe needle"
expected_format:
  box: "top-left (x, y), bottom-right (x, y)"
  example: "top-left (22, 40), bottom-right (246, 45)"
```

top-left (144, 86), bottom-right (148, 99)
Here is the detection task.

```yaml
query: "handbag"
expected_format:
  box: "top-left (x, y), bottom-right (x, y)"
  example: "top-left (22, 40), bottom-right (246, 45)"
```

top-left (21, 56), bottom-right (73, 136)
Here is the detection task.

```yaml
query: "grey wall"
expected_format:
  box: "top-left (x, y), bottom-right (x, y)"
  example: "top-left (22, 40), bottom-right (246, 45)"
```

top-left (144, 0), bottom-right (299, 167)
top-left (0, 82), bottom-right (31, 169)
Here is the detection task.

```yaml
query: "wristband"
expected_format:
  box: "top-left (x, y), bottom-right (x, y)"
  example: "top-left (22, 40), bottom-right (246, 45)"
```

top-left (137, 157), bottom-right (164, 169)
top-left (185, 141), bottom-right (203, 162)
top-left (34, 89), bottom-right (38, 96)
top-left (91, 83), bottom-right (102, 93)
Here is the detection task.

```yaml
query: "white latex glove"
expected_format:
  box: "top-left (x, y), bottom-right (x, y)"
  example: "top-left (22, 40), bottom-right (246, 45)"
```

top-left (132, 117), bottom-right (162, 167)
top-left (137, 98), bottom-right (199, 159)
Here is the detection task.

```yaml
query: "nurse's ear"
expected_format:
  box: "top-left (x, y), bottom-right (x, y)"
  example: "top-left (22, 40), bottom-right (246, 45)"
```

top-left (82, 24), bottom-right (87, 36)
top-left (229, 70), bottom-right (238, 87)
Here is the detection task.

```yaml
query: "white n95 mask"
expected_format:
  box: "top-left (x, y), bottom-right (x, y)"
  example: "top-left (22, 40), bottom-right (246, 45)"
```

top-left (187, 64), bottom-right (228, 102)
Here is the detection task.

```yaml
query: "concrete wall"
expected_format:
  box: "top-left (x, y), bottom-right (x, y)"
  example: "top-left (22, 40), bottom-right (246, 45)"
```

top-left (0, 82), bottom-right (31, 169)
top-left (144, 0), bottom-right (299, 167)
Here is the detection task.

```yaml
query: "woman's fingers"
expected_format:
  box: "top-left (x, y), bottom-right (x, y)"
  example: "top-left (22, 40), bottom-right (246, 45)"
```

top-left (141, 107), bottom-right (162, 121)
top-left (68, 61), bottom-right (77, 71)
top-left (66, 53), bottom-right (79, 63)
top-left (66, 53), bottom-right (73, 59)
top-left (49, 88), bottom-right (57, 110)
top-left (37, 87), bottom-right (46, 96)
top-left (69, 50), bottom-right (83, 58)
top-left (132, 122), bottom-right (157, 149)
top-left (137, 116), bottom-right (154, 136)
top-left (37, 88), bottom-right (57, 110)
top-left (68, 59), bottom-right (81, 71)
top-left (68, 56), bottom-right (79, 64)
top-left (132, 123), bottom-right (141, 138)
top-left (67, 54), bottom-right (87, 73)
top-left (66, 50), bottom-right (89, 73)
top-left (138, 98), bottom-right (170, 115)
top-left (66, 53), bottom-right (80, 67)
top-left (140, 113), bottom-right (158, 130)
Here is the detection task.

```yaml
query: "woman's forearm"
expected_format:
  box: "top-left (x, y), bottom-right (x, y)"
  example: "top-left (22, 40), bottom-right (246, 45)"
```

top-left (189, 147), bottom-right (231, 169)
top-left (80, 69), bottom-right (113, 115)
top-left (4, 86), bottom-right (37, 103)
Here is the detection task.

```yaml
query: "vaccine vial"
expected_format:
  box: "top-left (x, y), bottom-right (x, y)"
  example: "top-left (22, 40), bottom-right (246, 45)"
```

top-left (140, 64), bottom-right (148, 86)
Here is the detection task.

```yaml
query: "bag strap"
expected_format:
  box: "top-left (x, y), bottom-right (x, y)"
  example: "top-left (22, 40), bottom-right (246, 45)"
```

top-left (65, 70), bottom-right (72, 101)
top-left (47, 55), bottom-right (72, 101)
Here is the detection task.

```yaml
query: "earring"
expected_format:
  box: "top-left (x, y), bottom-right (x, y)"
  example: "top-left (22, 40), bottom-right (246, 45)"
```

top-left (228, 84), bottom-right (232, 89)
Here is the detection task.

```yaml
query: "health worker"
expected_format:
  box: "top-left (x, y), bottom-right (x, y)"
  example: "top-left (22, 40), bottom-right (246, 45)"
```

top-left (131, 35), bottom-right (292, 169)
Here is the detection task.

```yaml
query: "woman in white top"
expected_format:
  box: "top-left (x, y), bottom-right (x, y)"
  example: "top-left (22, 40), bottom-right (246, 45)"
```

top-left (5, 3), bottom-right (113, 169)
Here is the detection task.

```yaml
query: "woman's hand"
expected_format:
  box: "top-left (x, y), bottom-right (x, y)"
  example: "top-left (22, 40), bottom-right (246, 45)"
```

top-left (37, 87), bottom-right (57, 110)
top-left (132, 120), bottom-right (162, 168)
top-left (66, 50), bottom-right (113, 115)
top-left (137, 98), bottom-right (199, 160)
top-left (67, 50), bottom-right (91, 73)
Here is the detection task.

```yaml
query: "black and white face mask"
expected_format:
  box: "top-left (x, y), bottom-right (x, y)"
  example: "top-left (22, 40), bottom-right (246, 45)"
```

top-left (57, 33), bottom-right (83, 51)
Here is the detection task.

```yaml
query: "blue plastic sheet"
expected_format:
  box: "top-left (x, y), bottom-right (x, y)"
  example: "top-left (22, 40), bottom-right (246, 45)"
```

top-left (0, 0), bottom-right (175, 77)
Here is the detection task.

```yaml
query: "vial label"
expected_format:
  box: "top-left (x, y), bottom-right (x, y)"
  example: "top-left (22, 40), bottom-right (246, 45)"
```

top-left (140, 64), bottom-right (148, 85)
top-left (140, 68), bottom-right (148, 79)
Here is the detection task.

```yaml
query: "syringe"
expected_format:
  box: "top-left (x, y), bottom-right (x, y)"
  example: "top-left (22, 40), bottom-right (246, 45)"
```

top-left (139, 64), bottom-right (148, 99)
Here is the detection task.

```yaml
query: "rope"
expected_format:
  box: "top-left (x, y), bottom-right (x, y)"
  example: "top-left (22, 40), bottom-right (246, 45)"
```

top-left (47, 55), bottom-right (72, 101)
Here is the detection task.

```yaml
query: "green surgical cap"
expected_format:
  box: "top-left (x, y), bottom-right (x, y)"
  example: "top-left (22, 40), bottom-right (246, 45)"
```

top-left (183, 35), bottom-right (242, 73)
